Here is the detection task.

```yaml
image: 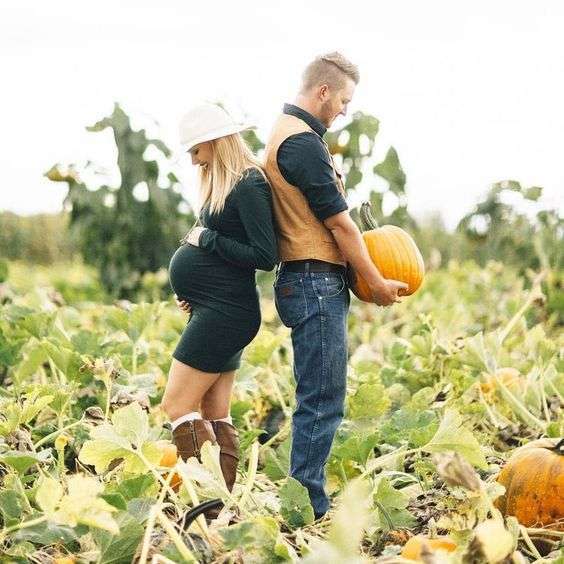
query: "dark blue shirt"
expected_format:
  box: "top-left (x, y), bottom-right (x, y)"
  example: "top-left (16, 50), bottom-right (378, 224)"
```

top-left (276, 104), bottom-right (348, 222)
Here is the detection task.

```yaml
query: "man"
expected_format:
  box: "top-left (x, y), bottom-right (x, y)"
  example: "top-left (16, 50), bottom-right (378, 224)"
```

top-left (264, 52), bottom-right (406, 520)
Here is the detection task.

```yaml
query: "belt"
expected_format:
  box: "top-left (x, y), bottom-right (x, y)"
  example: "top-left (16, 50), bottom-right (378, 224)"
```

top-left (280, 259), bottom-right (347, 274)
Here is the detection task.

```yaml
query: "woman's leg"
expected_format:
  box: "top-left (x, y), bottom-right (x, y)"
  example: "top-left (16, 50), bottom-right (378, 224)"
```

top-left (200, 370), bottom-right (236, 420)
top-left (160, 358), bottom-right (221, 421)
top-left (200, 370), bottom-right (239, 495)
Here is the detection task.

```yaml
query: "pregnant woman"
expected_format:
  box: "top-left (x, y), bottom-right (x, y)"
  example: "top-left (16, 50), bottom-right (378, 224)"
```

top-left (162, 103), bottom-right (277, 495)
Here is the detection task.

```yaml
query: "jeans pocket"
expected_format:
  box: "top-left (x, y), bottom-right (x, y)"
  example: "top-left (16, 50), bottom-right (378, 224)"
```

top-left (274, 277), bottom-right (307, 328)
top-left (313, 273), bottom-right (346, 299)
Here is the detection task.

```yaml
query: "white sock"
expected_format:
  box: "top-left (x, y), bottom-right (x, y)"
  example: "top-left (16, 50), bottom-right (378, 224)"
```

top-left (212, 416), bottom-right (233, 425)
top-left (171, 411), bottom-right (202, 430)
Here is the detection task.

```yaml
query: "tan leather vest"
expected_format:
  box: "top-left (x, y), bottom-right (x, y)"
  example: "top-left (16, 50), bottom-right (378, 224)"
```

top-left (264, 113), bottom-right (346, 265)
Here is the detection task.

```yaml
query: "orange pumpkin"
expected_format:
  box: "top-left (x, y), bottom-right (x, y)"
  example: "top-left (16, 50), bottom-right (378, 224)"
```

top-left (157, 440), bottom-right (182, 490)
top-left (495, 438), bottom-right (564, 529)
top-left (348, 202), bottom-right (424, 302)
top-left (401, 535), bottom-right (457, 560)
top-left (480, 367), bottom-right (524, 395)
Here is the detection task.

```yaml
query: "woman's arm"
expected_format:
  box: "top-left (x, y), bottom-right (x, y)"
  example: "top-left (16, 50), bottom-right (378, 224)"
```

top-left (198, 171), bottom-right (279, 271)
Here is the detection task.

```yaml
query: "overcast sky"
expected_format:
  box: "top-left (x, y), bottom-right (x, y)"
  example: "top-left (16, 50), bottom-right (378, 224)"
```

top-left (1, 0), bottom-right (563, 229)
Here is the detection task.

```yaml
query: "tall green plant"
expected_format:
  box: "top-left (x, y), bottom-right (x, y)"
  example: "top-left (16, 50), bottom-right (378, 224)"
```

top-left (326, 112), bottom-right (416, 230)
top-left (457, 180), bottom-right (563, 271)
top-left (46, 103), bottom-right (194, 298)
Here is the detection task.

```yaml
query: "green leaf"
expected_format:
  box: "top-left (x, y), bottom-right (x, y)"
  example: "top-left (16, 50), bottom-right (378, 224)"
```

top-left (0, 391), bottom-right (54, 436)
top-left (263, 437), bottom-right (290, 481)
top-left (12, 342), bottom-right (47, 382)
top-left (230, 399), bottom-right (253, 427)
top-left (379, 407), bottom-right (438, 447)
top-left (422, 409), bottom-right (487, 469)
top-left (220, 515), bottom-right (282, 559)
top-left (373, 477), bottom-right (416, 531)
top-left (220, 521), bottom-right (256, 550)
top-left (332, 431), bottom-right (379, 465)
top-left (105, 303), bottom-right (162, 343)
top-left (0, 327), bottom-right (25, 369)
top-left (54, 474), bottom-right (119, 534)
top-left (111, 402), bottom-right (150, 447)
top-left (91, 510), bottom-right (145, 564)
top-left (523, 186), bottom-right (543, 201)
top-left (374, 147), bottom-right (406, 195)
top-left (41, 340), bottom-right (83, 381)
top-left (78, 403), bottom-right (161, 474)
top-left (71, 330), bottom-right (103, 355)
top-left (0, 449), bottom-right (52, 475)
top-left (239, 428), bottom-right (266, 453)
top-left (12, 519), bottom-right (78, 545)
top-left (100, 492), bottom-right (128, 511)
top-left (0, 490), bottom-right (24, 527)
top-left (348, 383), bottom-right (391, 419)
top-left (279, 477), bottom-right (315, 529)
top-left (18, 312), bottom-right (55, 340)
top-left (114, 474), bottom-right (157, 500)
top-left (458, 332), bottom-right (495, 372)
top-left (176, 442), bottom-right (229, 499)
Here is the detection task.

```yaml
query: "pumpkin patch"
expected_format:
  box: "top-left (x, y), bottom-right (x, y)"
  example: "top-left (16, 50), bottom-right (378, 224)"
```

top-left (0, 260), bottom-right (560, 561)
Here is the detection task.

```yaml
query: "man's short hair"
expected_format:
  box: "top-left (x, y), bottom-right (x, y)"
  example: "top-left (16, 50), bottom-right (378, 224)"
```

top-left (301, 51), bottom-right (360, 92)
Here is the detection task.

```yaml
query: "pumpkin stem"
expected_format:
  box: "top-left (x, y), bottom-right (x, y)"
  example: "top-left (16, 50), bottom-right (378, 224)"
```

top-left (360, 201), bottom-right (379, 231)
top-left (553, 438), bottom-right (564, 454)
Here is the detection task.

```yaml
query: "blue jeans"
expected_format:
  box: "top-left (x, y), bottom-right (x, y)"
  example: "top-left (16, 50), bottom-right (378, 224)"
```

top-left (273, 266), bottom-right (350, 518)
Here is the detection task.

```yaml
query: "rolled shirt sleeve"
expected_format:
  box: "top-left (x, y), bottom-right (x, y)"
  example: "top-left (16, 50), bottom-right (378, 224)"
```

top-left (277, 132), bottom-right (348, 222)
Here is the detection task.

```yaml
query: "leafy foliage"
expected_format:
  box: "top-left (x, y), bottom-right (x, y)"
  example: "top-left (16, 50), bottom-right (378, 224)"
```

top-left (0, 240), bottom-right (562, 561)
top-left (279, 477), bottom-right (315, 528)
top-left (45, 103), bottom-right (195, 297)
top-left (458, 180), bottom-right (563, 272)
top-left (78, 402), bottom-right (161, 474)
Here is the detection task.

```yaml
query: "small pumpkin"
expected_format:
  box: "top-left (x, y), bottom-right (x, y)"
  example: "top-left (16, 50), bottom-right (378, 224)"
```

top-left (348, 202), bottom-right (424, 302)
top-left (495, 437), bottom-right (564, 530)
top-left (401, 535), bottom-right (457, 560)
top-left (157, 440), bottom-right (182, 490)
top-left (480, 367), bottom-right (524, 395)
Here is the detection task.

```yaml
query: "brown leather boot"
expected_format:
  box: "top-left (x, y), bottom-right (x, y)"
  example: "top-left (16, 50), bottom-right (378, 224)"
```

top-left (172, 419), bottom-right (216, 462)
top-left (201, 420), bottom-right (240, 521)
top-left (211, 420), bottom-right (240, 492)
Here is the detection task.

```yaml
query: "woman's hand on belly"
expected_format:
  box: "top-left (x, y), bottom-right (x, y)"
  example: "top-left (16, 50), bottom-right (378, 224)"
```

top-left (174, 294), bottom-right (192, 315)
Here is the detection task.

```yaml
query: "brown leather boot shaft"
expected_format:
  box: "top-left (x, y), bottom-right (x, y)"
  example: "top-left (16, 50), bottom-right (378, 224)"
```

top-left (211, 420), bottom-right (240, 492)
top-left (172, 419), bottom-right (216, 462)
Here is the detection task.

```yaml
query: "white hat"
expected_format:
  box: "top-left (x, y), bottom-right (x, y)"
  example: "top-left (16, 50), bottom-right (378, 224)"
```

top-left (178, 103), bottom-right (255, 153)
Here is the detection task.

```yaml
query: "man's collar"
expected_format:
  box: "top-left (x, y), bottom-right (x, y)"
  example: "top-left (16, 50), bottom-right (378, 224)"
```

top-left (283, 103), bottom-right (327, 137)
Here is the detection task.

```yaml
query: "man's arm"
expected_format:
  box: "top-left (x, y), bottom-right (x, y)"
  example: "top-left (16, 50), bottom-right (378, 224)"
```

top-left (324, 211), bottom-right (407, 306)
top-left (278, 133), bottom-right (348, 221)
top-left (278, 133), bottom-right (406, 305)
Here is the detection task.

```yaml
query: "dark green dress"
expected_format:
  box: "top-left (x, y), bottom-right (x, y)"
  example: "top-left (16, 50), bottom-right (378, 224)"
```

top-left (168, 167), bottom-right (278, 372)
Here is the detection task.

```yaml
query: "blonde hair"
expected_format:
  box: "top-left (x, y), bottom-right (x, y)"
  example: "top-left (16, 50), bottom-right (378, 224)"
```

top-left (199, 133), bottom-right (264, 215)
top-left (301, 51), bottom-right (360, 93)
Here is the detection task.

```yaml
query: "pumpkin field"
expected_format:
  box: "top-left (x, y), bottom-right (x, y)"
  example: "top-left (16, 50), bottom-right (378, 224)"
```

top-left (0, 257), bottom-right (562, 563)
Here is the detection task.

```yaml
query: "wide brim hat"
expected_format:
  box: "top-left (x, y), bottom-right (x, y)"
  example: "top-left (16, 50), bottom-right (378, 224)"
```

top-left (178, 103), bottom-right (256, 153)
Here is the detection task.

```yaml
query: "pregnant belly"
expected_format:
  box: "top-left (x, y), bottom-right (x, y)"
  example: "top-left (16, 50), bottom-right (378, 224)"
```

top-left (168, 245), bottom-right (255, 305)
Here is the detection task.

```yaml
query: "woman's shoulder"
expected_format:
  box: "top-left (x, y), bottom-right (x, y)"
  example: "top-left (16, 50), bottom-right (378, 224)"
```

top-left (234, 167), bottom-right (271, 194)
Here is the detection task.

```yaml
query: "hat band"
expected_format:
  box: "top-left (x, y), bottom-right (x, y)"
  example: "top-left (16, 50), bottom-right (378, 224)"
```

top-left (181, 123), bottom-right (248, 148)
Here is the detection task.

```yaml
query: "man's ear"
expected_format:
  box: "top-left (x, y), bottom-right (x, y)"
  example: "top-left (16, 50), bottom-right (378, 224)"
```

top-left (318, 84), bottom-right (330, 101)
